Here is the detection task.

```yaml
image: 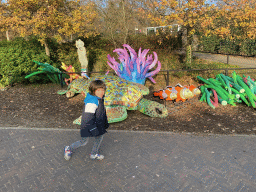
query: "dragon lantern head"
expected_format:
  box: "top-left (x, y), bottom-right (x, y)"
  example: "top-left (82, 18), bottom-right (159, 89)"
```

top-left (107, 44), bottom-right (161, 84)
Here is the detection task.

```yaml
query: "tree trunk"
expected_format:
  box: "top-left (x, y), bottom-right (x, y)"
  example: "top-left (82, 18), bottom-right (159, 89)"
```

top-left (185, 28), bottom-right (192, 68)
top-left (185, 44), bottom-right (192, 67)
top-left (44, 42), bottom-right (50, 56)
top-left (6, 30), bottom-right (10, 41)
top-left (110, 27), bottom-right (117, 49)
top-left (122, 0), bottom-right (128, 45)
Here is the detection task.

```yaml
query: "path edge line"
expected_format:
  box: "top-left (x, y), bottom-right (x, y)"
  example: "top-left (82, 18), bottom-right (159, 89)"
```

top-left (0, 126), bottom-right (256, 137)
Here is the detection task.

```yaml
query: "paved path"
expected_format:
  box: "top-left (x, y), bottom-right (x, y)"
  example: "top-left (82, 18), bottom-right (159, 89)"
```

top-left (1, 127), bottom-right (256, 192)
top-left (193, 52), bottom-right (256, 68)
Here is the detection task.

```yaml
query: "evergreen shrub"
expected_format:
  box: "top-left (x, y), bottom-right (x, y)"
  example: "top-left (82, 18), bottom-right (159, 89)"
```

top-left (198, 35), bottom-right (220, 53)
top-left (240, 39), bottom-right (256, 56)
top-left (199, 35), bottom-right (256, 56)
top-left (0, 37), bottom-right (54, 87)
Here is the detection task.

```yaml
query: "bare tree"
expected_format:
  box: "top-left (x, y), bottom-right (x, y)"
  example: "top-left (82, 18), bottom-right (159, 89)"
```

top-left (0, 1), bottom-right (11, 41)
top-left (93, 0), bottom-right (148, 48)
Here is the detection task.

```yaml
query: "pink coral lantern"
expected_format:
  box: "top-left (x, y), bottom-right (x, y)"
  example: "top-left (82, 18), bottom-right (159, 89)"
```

top-left (107, 44), bottom-right (161, 84)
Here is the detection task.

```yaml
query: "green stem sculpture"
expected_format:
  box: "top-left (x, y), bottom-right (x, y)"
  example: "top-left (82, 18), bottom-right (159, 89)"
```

top-left (197, 76), bottom-right (214, 85)
top-left (207, 79), bottom-right (231, 99)
top-left (216, 75), bottom-right (227, 89)
top-left (231, 88), bottom-right (249, 106)
top-left (204, 84), bottom-right (229, 104)
top-left (247, 76), bottom-right (256, 94)
top-left (229, 82), bottom-right (245, 93)
top-left (236, 75), bottom-right (256, 108)
top-left (217, 95), bottom-right (227, 105)
top-left (232, 71), bottom-right (237, 84)
top-left (205, 88), bottom-right (215, 109)
top-left (198, 72), bottom-right (256, 108)
top-left (199, 85), bottom-right (207, 102)
top-left (219, 74), bottom-right (232, 94)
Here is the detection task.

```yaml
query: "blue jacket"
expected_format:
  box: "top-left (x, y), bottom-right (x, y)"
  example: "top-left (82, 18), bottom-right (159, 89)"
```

top-left (80, 93), bottom-right (109, 137)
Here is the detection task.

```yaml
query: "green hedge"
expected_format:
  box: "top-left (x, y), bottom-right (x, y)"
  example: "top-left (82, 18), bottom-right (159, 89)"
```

top-left (198, 35), bottom-right (256, 56)
top-left (0, 37), bottom-right (54, 87)
top-left (239, 39), bottom-right (256, 56)
top-left (0, 35), bottom-right (112, 87)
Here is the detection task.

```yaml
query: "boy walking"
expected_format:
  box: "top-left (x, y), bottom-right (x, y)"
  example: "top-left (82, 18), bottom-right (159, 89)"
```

top-left (64, 80), bottom-right (109, 160)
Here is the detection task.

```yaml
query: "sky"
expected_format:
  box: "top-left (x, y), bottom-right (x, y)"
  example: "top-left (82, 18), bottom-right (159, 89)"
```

top-left (206, 0), bottom-right (218, 5)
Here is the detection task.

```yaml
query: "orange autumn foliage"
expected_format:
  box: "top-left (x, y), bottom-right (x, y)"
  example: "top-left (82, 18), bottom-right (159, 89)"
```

top-left (1, 0), bottom-right (99, 54)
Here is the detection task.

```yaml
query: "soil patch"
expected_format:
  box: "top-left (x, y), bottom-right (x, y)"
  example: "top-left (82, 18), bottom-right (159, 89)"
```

top-left (1, 83), bottom-right (256, 135)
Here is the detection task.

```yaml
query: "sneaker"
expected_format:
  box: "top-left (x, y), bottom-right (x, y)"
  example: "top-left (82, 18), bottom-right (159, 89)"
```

top-left (64, 146), bottom-right (72, 161)
top-left (90, 154), bottom-right (104, 160)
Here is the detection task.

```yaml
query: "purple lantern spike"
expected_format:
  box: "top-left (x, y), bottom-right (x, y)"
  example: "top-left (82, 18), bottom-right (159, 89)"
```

top-left (149, 52), bottom-right (158, 69)
top-left (136, 59), bottom-right (141, 74)
top-left (138, 47), bottom-right (142, 55)
top-left (148, 77), bottom-right (156, 84)
top-left (113, 49), bottom-right (132, 78)
top-left (107, 61), bottom-right (121, 76)
top-left (114, 49), bottom-right (128, 66)
top-left (123, 44), bottom-right (137, 60)
top-left (114, 49), bottom-right (128, 59)
top-left (145, 55), bottom-right (153, 66)
top-left (113, 48), bottom-right (125, 54)
top-left (147, 54), bottom-right (153, 61)
top-left (126, 59), bottom-right (131, 78)
top-left (141, 49), bottom-right (150, 58)
top-left (138, 48), bottom-right (142, 60)
top-left (121, 49), bottom-right (131, 78)
top-left (107, 55), bottom-right (119, 69)
top-left (142, 65), bottom-right (150, 77)
top-left (140, 49), bottom-right (150, 68)
top-left (145, 61), bottom-right (161, 78)
top-left (123, 44), bottom-right (137, 72)
top-left (129, 59), bottom-right (134, 72)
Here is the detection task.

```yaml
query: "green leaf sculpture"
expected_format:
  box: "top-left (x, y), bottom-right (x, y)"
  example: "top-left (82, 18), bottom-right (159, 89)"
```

top-left (25, 60), bottom-right (68, 84)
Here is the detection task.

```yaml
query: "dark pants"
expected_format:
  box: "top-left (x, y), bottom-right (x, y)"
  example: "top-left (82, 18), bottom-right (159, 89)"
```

top-left (69, 135), bottom-right (104, 155)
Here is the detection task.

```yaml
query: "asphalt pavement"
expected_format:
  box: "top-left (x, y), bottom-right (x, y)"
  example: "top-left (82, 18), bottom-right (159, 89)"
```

top-left (193, 52), bottom-right (256, 68)
top-left (1, 127), bottom-right (256, 192)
